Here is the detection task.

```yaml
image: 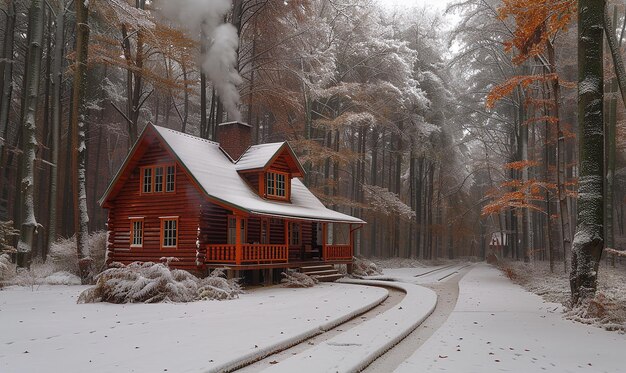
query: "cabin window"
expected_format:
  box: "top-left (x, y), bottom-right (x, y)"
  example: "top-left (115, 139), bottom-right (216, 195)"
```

top-left (141, 164), bottom-right (175, 194)
top-left (154, 167), bottom-right (163, 192)
top-left (142, 168), bottom-right (152, 193)
top-left (227, 216), bottom-right (246, 244)
top-left (289, 222), bottom-right (301, 246)
top-left (266, 171), bottom-right (287, 199)
top-left (129, 218), bottom-right (144, 248)
top-left (160, 217), bottom-right (178, 248)
top-left (166, 165), bottom-right (176, 192)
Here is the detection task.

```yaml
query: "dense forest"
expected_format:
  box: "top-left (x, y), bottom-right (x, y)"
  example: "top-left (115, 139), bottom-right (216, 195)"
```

top-left (1, 0), bottom-right (625, 303)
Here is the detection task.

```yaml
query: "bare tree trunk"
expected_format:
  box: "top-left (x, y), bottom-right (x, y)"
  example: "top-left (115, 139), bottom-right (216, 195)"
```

top-left (518, 85), bottom-right (531, 263)
top-left (571, 0), bottom-right (605, 304)
top-left (16, 0), bottom-right (45, 268)
top-left (0, 0), bottom-right (16, 159)
top-left (72, 0), bottom-right (92, 283)
top-left (603, 5), bottom-right (626, 255)
top-left (47, 0), bottom-right (66, 257)
top-left (37, 6), bottom-right (53, 258)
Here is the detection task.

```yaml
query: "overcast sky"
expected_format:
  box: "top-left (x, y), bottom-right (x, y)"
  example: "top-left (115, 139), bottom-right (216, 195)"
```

top-left (376, 0), bottom-right (454, 11)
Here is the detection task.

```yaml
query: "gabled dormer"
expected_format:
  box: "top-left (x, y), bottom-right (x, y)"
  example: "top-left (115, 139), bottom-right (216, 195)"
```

top-left (235, 142), bottom-right (305, 202)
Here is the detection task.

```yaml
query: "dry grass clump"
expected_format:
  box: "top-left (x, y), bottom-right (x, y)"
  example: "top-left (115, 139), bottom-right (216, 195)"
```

top-left (281, 270), bottom-right (318, 288)
top-left (567, 292), bottom-right (626, 332)
top-left (352, 256), bottom-right (383, 277)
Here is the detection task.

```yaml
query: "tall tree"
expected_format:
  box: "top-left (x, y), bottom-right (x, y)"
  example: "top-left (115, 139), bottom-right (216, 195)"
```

top-left (72, 0), bottom-right (92, 282)
top-left (16, 0), bottom-right (45, 268)
top-left (47, 0), bottom-right (69, 259)
top-left (570, 0), bottom-right (605, 304)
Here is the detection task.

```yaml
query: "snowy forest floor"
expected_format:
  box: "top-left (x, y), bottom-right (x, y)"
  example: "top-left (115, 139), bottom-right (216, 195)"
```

top-left (500, 259), bottom-right (626, 332)
top-left (394, 263), bottom-right (626, 373)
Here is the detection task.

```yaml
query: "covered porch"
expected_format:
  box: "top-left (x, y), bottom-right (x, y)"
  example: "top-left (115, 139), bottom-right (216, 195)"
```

top-left (203, 214), bottom-right (360, 268)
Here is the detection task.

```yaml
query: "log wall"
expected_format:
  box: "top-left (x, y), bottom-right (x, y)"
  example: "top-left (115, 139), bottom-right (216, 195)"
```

top-left (106, 141), bottom-right (203, 270)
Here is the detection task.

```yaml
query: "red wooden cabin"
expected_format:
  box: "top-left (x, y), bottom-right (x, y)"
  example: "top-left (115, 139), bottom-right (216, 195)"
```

top-left (99, 122), bottom-right (364, 276)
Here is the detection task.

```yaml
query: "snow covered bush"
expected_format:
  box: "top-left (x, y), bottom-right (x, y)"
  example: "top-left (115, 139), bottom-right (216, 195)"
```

top-left (0, 220), bottom-right (19, 285)
top-left (351, 256), bottom-right (383, 277)
top-left (49, 231), bottom-right (107, 276)
top-left (0, 253), bottom-right (13, 286)
top-left (78, 262), bottom-right (241, 304)
top-left (197, 268), bottom-right (242, 300)
top-left (281, 270), bottom-right (318, 288)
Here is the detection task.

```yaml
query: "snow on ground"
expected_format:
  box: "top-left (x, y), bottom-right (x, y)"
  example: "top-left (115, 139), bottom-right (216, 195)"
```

top-left (365, 263), bottom-right (471, 284)
top-left (395, 264), bottom-right (626, 373)
top-left (0, 283), bottom-right (387, 373)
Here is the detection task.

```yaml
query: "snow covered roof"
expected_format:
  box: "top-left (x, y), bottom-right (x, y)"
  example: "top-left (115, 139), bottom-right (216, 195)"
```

top-left (235, 142), bottom-right (306, 176)
top-left (236, 143), bottom-right (283, 170)
top-left (101, 124), bottom-right (364, 224)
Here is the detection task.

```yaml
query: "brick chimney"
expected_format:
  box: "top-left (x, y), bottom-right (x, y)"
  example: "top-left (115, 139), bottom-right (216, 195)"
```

top-left (216, 121), bottom-right (252, 161)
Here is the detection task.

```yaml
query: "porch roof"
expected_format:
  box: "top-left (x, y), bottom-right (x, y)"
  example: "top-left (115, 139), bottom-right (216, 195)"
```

top-left (152, 125), bottom-right (364, 224)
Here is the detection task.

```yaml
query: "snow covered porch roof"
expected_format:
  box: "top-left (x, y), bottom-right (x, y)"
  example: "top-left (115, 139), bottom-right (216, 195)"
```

top-left (100, 123), bottom-right (364, 224)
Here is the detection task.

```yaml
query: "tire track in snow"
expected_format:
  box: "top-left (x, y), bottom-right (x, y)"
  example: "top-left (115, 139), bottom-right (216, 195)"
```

top-left (237, 285), bottom-right (405, 372)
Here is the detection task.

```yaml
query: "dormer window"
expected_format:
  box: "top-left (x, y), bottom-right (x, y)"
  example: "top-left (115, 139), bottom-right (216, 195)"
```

top-left (266, 171), bottom-right (288, 200)
top-left (141, 164), bottom-right (176, 194)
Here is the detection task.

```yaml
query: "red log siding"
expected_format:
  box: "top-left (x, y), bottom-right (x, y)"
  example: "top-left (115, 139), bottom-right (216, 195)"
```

top-left (302, 222), bottom-right (313, 246)
top-left (247, 217), bottom-right (261, 243)
top-left (199, 202), bottom-right (229, 245)
top-left (268, 150), bottom-right (295, 173)
top-left (196, 201), bottom-right (231, 265)
top-left (107, 141), bottom-right (203, 270)
top-left (241, 173), bottom-right (260, 193)
top-left (269, 218), bottom-right (285, 245)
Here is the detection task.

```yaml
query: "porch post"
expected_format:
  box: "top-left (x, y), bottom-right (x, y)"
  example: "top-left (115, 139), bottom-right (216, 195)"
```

top-left (284, 219), bottom-right (289, 262)
top-left (235, 216), bottom-right (242, 265)
top-left (322, 223), bottom-right (327, 261)
top-left (350, 224), bottom-right (354, 257)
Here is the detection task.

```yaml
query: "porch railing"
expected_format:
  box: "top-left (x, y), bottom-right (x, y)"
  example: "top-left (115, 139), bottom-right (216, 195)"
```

top-left (205, 244), bottom-right (288, 264)
top-left (242, 244), bottom-right (288, 263)
top-left (323, 244), bottom-right (352, 261)
top-left (205, 244), bottom-right (236, 263)
top-left (205, 243), bottom-right (352, 264)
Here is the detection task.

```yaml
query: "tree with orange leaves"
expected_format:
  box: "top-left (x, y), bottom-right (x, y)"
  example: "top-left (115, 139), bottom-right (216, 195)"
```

top-left (486, 0), bottom-right (576, 268)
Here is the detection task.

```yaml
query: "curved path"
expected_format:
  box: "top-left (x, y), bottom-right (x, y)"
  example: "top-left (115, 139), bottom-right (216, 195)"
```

top-left (362, 265), bottom-right (472, 372)
top-left (238, 286), bottom-right (406, 372)
top-left (238, 263), bottom-right (469, 373)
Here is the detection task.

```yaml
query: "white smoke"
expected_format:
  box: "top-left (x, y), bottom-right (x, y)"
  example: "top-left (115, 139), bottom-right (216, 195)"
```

top-left (203, 24), bottom-right (243, 121)
top-left (160, 0), bottom-right (242, 121)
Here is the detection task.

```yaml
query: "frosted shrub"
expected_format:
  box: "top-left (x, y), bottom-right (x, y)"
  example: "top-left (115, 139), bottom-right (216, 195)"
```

top-left (49, 231), bottom-right (107, 276)
top-left (0, 220), bottom-right (19, 285)
top-left (352, 256), bottom-right (383, 277)
top-left (78, 262), bottom-right (241, 304)
top-left (281, 270), bottom-right (318, 288)
top-left (566, 293), bottom-right (626, 332)
top-left (197, 268), bottom-right (242, 300)
top-left (0, 253), bottom-right (14, 285)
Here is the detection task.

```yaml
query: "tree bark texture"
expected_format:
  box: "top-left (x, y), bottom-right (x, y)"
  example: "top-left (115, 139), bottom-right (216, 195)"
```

top-left (72, 0), bottom-right (92, 283)
top-left (17, 0), bottom-right (45, 268)
top-left (570, 0), bottom-right (606, 304)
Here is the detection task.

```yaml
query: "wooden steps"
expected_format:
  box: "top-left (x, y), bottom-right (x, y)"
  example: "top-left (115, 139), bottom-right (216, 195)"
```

top-left (300, 264), bottom-right (343, 282)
